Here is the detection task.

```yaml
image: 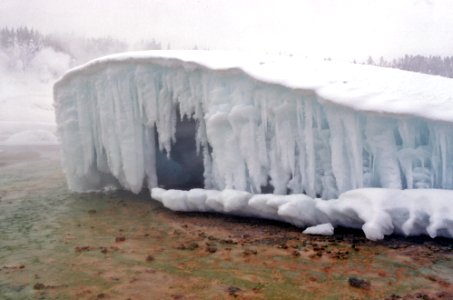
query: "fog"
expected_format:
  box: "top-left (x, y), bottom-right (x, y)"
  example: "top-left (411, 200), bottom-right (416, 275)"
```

top-left (1, 0), bottom-right (453, 60)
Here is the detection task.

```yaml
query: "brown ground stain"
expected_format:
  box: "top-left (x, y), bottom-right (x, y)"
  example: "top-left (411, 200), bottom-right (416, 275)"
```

top-left (1, 146), bottom-right (452, 300)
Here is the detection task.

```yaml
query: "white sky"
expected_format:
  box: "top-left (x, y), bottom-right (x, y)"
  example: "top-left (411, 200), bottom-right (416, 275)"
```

top-left (1, 0), bottom-right (453, 60)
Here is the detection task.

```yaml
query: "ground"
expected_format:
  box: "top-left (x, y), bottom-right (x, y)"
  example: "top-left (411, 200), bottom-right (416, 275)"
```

top-left (0, 146), bottom-right (452, 300)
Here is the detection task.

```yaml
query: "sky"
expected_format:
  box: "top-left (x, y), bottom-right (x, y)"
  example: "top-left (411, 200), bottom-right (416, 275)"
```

top-left (1, 0), bottom-right (453, 60)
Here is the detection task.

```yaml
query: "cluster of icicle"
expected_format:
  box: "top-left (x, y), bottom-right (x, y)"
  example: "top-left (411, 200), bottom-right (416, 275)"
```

top-left (54, 59), bottom-right (453, 198)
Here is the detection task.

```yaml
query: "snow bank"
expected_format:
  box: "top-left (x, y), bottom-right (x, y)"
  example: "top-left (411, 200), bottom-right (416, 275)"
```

top-left (0, 44), bottom-right (70, 145)
top-left (0, 71), bottom-right (57, 145)
top-left (3, 129), bottom-right (58, 145)
top-left (151, 187), bottom-right (453, 240)
top-left (303, 223), bottom-right (334, 236)
top-left (0, 93), bottom-right (57, 145)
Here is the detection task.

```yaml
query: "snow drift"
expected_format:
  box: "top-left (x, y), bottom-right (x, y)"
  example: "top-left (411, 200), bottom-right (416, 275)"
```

top-left (151, 187), bottom-right (453, 240)
top-left (54, 51), bottom-right (453, 239)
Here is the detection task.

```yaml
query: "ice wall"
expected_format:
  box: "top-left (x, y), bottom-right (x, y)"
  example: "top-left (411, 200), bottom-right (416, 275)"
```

top-left (54, 52), bottom-right (453, 199)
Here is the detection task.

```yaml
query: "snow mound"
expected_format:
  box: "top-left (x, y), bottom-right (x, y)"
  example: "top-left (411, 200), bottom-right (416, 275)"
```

top-left (0, 72), bottom-right (57, 145)
top-left (152, 187), bottom-right (453, 240)
top-left (303, 223), bottom-right (334, 236)
top-left (3, 130), bottom-right (58, 145)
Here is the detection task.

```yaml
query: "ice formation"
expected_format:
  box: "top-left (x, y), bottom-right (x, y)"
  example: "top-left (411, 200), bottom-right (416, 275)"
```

top-left (151, 187), bottom-right (453, 240)
top-left (54, 51), bottom-right (453, 239)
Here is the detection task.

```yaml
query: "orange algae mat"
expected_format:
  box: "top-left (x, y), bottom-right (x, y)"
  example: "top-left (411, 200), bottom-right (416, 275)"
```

top-left (0, 146), bottom-right (452, 299)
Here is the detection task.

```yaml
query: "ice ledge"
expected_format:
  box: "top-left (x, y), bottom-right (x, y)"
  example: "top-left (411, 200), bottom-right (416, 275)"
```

top-left (152, 187), bottom-right (453, 241)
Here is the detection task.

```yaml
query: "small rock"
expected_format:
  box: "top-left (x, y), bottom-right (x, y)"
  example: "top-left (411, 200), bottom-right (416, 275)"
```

top-left (75, 246), bottom-right (92, 253)
top-left (414, 293), bottom-right (430, 300)
top-left (176, 242), bottom-right (198, 250)
top-left (220, 239), bottom-right (237, 245)
top-left (115, 236), bottom-right (126, 242)
top-left (87, 209), bottom-right (97, 214)
top-left (206, 246), bottom-right (217, 253)
top-left (146, 255), bottom-right (154, 262)
top-left (292, 250), bottom-right (300, 257)
top-left (348, 277), bottom-right (370, 289)
top-left (227, 286), bottom-right (241, 297)
top-left (33, 283), bottom-right (45, 290)
top-left (243, 248), bottom-right (258, 256)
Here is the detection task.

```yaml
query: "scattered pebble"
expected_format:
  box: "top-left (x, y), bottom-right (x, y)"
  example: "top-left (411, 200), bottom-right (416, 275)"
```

top-left (220, 239), bottom-right (237, 245)
top-left (33, 283), bottom-right (45, 290)
top-left (115, 236), bottom-right (126, 242)
top-left (207, 235), bottom-right (217, 241)
top-left (75, 246), bottom-right (93, 253)
top-left (176, 242), bottom-right (199, 251)
top-left (206, 245), bottom-right (217, 253)
top-left (227, 286), bottom-right (241, 297)
top-left (243, 248), bottom-right (258, 256)
top-left (348, 277), bottom-right (370, 290)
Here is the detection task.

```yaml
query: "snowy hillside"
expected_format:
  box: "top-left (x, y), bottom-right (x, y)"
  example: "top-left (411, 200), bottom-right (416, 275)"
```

top-left (0, 75), bottom-right (57, 145)
top-left (54, 51), bottom-right (453, 239)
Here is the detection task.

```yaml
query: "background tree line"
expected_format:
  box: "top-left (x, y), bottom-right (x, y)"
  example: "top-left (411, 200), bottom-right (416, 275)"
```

top-left (363, 55), bottom-right (453, 78)
top-left (1, 26), bottom-right (452, 80)
top-left (0, 26), bottom-right (163, 76)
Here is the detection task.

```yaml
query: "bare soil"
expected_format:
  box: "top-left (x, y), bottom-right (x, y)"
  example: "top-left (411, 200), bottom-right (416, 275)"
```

top-left (0, 146), bottom-right (452, 299)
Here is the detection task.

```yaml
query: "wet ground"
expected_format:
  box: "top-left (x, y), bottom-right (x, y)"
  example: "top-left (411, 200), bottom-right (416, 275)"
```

top-left (0, 146), bottom-right (452, 299)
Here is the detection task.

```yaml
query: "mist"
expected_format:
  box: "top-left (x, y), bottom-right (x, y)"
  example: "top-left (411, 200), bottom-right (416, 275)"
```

top-left (1, 0), bottom-right (453, 60)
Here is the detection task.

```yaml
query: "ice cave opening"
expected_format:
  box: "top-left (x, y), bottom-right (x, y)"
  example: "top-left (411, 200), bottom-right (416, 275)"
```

top-left (156, 112), bottom-right (204, 190)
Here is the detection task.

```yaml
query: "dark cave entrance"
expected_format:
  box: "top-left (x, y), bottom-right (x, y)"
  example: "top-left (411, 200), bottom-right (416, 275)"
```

top-left (155, 115), bottom-right (205, 190)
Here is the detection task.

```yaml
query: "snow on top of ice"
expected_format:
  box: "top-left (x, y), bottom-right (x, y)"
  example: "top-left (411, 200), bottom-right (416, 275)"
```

top-left (56, 50), bottom-right (453, 123)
